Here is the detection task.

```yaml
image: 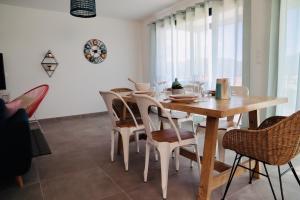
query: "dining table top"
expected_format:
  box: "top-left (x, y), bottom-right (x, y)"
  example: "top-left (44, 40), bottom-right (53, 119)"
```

top-left (160, 96), bottom-right (288, 118)
top-left (121, 92), bottom-right (288, 118)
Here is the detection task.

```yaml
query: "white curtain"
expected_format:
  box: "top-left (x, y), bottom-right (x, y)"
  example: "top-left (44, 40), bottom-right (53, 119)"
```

top-left (153, 0), bottom-right (243, 89)
top-left (276, 0), bottom-right (300, 115)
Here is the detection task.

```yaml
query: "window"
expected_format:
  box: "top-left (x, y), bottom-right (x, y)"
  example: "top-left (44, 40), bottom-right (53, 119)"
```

top-left (277, 0), bottom-right (300, 115)
top-left (152, 0), bottom-right (243, 89)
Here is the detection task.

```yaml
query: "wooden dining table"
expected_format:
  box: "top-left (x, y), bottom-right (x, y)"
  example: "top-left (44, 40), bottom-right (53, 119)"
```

top-left (122, 92), bottom-right (287, 200)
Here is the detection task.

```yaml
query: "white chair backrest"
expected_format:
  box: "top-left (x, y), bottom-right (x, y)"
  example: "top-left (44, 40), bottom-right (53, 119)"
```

top-left (133, 94), bottom-right (183, 143)
top-left (231, 86), bottom-right (249, 97)
top-left (99, 91), bottom-right (139, 128)
top-left (229, 86), bottom-right (249, 125)
top-left (184, 84), bottom-right (199, 93)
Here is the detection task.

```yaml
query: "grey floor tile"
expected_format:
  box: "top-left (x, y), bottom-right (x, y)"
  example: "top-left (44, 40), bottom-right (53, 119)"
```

top-left (101, 193), bottom-right (130, 200)
top-left (42, 168), bottom-right (122, 200)
top-left (1, 114), bottom-right (300, 200)
top-left (36, 150), bottom-right (98, 181)
top-left (101, 160), bottom-right (145, 191)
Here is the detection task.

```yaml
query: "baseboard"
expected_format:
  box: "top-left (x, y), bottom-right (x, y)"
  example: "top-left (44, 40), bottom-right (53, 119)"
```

top-left (36, 111), bottom-right (108, 123)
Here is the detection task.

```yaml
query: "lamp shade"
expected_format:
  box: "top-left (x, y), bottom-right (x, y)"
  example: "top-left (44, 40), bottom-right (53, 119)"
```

top-left (70, 0), bottom-right (96, 18)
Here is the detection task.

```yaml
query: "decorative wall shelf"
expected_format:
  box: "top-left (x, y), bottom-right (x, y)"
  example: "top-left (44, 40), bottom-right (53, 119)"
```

top-left (41, 50), bottom-right (58, 78)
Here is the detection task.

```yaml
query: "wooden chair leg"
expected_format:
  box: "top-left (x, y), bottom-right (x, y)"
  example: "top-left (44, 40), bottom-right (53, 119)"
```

top-left (16, 176), bottom-right (24, 188)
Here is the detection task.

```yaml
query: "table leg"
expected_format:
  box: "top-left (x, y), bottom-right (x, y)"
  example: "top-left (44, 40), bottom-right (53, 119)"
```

top-left (248, 110), bottom-right (260, 179)
top-left (198, 117), bottom-right (219, 200)
top-left (248, 110), bottom-right (260, 129)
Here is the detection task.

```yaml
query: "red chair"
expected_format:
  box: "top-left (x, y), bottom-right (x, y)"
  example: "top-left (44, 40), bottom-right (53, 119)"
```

top-left (7, 84), bottom-right (49, 118)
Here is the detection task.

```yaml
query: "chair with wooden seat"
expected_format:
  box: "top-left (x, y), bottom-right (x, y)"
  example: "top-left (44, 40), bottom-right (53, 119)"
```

top-left (221, 112), bottom-right (300, 200)
top-left (110, 87), bottom-right (140, 120)
top-left (133, 94), bottom-right (201, 200)
top-left (158, 84), bottom-right (199, 131)
top-left (158, 82), bottom-right (205, 132)
top-left (110, 88), bottom-right (133, 93)
top-left (195, 86), bottom-right (249, 162)
top-left (99, 91), bottom-right (144, 171)
top-left (158, 108), bottom-right (193, 129)
top-left (110, 88), bottom-right (142, 155)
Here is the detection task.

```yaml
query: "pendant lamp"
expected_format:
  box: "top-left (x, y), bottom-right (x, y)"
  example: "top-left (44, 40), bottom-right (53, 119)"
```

top-left (70, 0), bottom-right (96, 18)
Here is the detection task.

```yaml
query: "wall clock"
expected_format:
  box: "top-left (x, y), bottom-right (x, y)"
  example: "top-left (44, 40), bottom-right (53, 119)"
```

top-left (84, 39), bottom-right (107, 64)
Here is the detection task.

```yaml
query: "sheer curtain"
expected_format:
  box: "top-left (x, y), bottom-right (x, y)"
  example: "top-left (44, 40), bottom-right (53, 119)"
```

top-left (212, 0), bottom-right (243, 88)
top-left (276, 0), bottom-right (300, 115)
top-left (152, 0), bottom-right (243, 89)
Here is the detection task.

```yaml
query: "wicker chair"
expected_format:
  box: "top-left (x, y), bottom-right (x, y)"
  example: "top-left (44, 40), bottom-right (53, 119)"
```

top-left (221, 112), bottom-right (300, 200)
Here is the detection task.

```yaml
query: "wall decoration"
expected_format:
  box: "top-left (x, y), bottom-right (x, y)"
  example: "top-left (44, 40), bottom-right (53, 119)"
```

top-left (84, 39), bottom-right (107, 64)
top-left (41, 50), bottom-right (59, 77)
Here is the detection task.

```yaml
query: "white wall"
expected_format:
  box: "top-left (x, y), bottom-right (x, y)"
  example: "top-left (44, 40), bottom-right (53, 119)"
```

top-left (0, 4), bottom-right (142, 119)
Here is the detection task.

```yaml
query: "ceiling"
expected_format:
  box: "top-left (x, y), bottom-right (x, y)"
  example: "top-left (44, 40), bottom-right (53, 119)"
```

top-left (0, 0), bottom-right (182, 21)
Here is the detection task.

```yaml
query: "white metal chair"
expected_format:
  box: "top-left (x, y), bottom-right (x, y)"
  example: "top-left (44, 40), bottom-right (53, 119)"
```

top-left (195, 86), bottom-right (249, 162)
top-left (158, 84), bottom-right (199, 131)
top-left (133, 94), bottom-right (201, 200)
top-left (99, 91), bottom-right (144, 171)
top-left (158, 109), bottom-right (193, 129)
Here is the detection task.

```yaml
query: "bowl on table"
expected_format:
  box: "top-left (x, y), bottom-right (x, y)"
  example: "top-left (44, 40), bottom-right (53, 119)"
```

top-left (135, 83), bottom-right (151, 91)
top-left (134, 90), bottom-right (155, 97)
top-left (168, 94), bottom-right (199, 103)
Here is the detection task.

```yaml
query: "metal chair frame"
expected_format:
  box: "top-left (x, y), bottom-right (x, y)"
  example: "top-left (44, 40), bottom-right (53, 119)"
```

top-left (222, 153), bottom-right (300, 200)
top-left (100, 91), bottom-right (145, 171)
top-left (133, 94), bottom-right (201, 199)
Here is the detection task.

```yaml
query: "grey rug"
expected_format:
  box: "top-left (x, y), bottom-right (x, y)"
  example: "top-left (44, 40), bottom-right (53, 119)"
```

top-left (31, 128), bottom-right (51, 157)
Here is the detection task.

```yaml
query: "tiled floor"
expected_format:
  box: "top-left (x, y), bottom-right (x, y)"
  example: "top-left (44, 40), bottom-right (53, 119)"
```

top-left (1, 113), bottom-right (300, 200)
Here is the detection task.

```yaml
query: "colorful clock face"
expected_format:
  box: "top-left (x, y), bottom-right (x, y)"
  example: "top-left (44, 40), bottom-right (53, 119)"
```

top-left (84, 39), bottom-right (107, 64)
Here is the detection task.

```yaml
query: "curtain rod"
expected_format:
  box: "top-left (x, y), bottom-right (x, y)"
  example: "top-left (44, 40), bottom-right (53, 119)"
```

top-left (148, 0), bottom-right (222, 25)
